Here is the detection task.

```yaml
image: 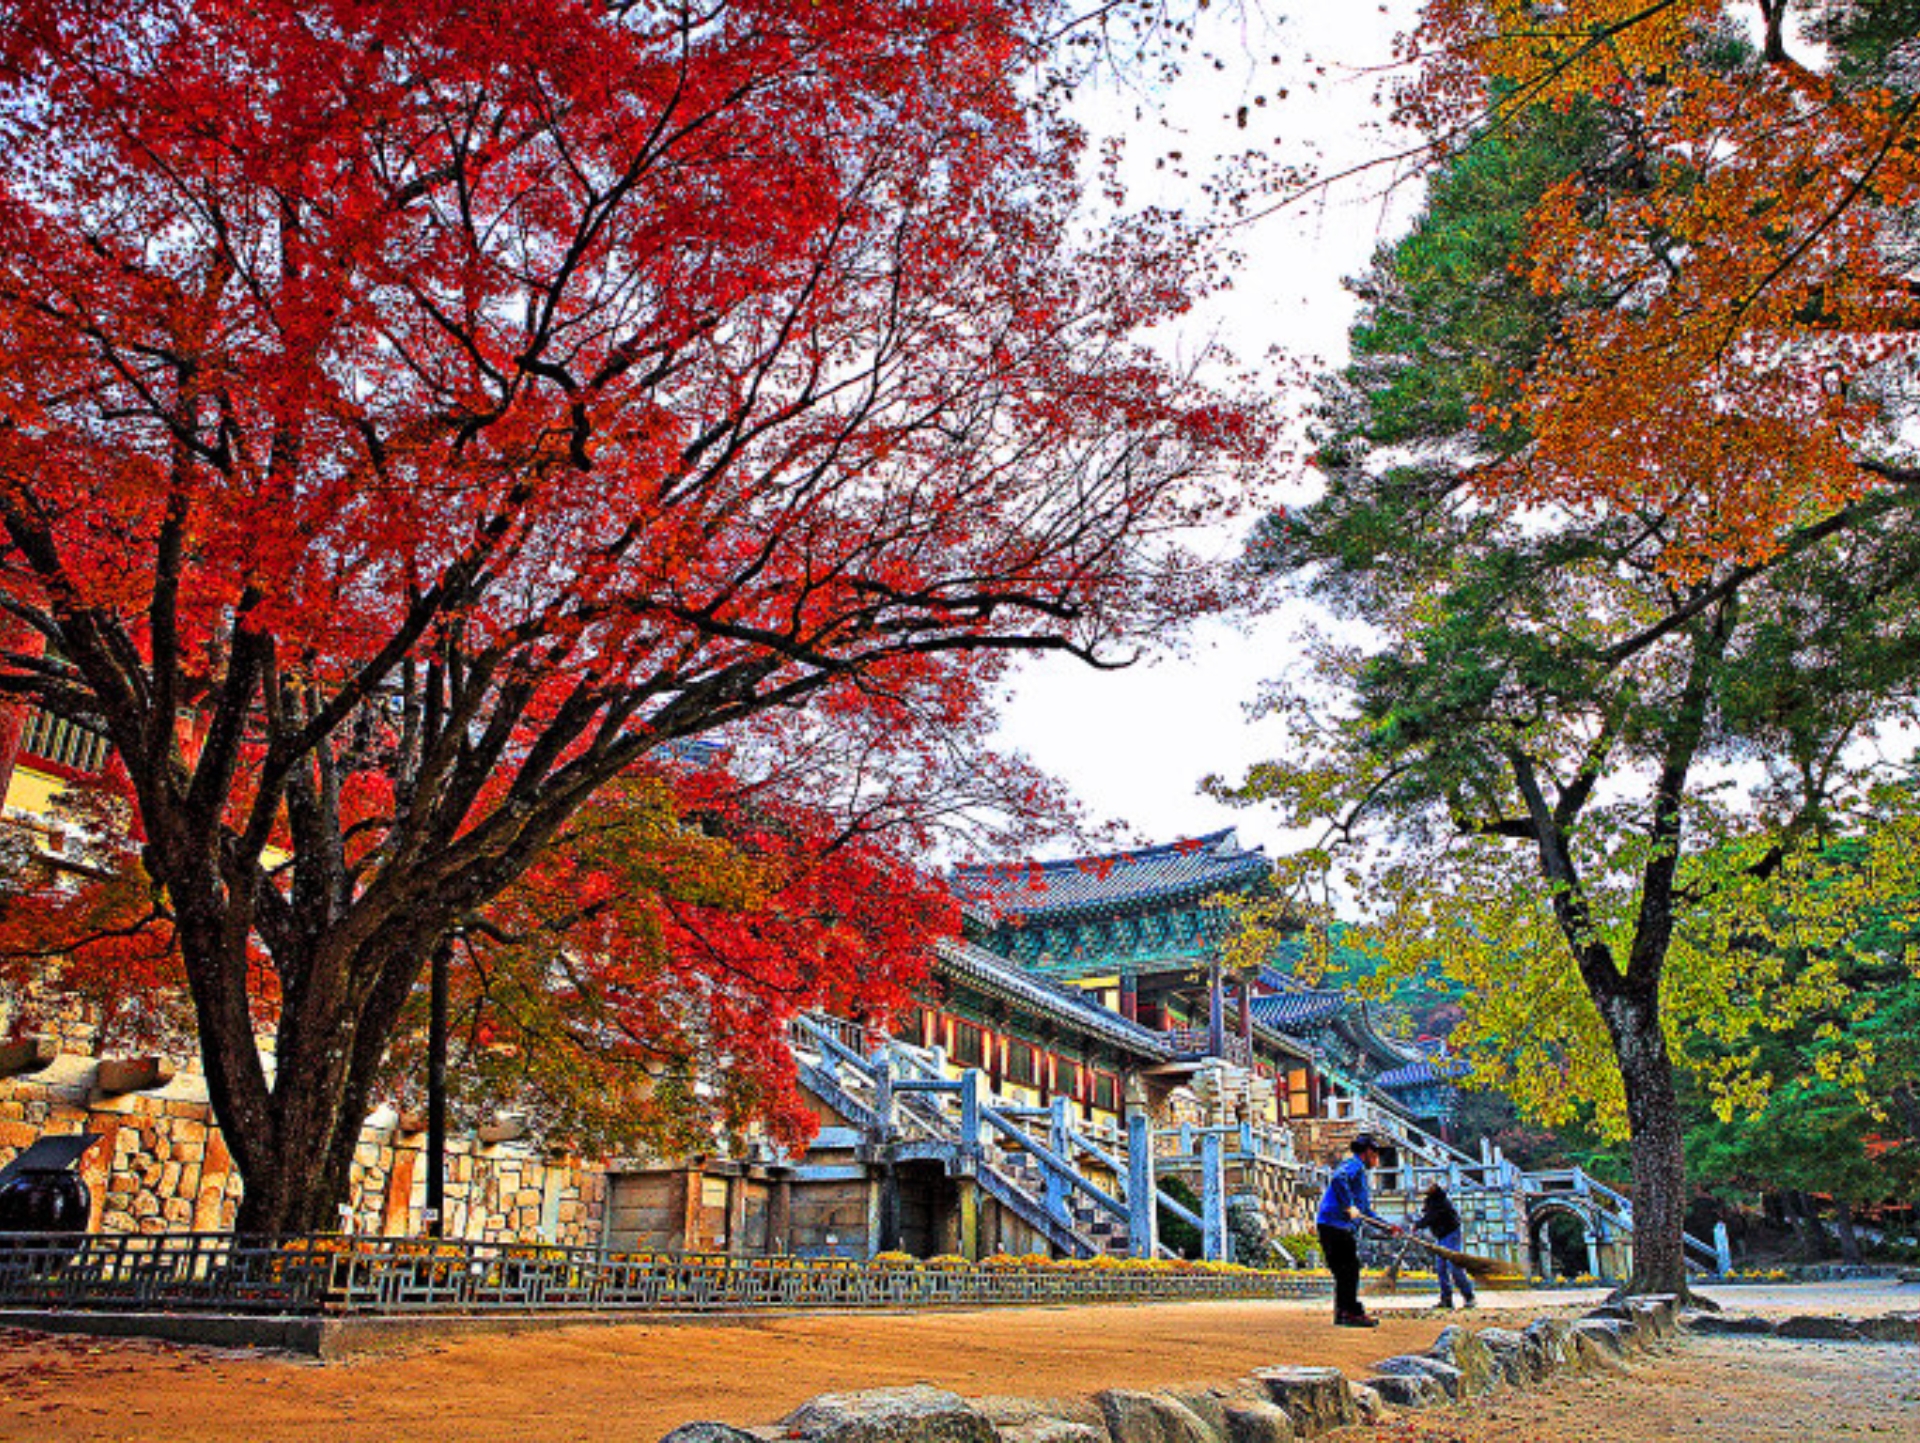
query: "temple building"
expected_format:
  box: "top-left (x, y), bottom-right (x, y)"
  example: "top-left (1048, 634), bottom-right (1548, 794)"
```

top-left (951, 830), bottom-right (1459, 1134)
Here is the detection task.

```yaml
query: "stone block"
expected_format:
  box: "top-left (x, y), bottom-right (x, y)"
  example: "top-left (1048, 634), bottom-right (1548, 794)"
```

top-left (1566, 1326), bottom-right (1628, 1376)
top-left (1425, 1324), bottom-right (1498, 1396)
top-left (1362, 1373), bottom-right (1442, 1409)
top-left (1627, 1296), bottom-right (1678, 1339)
top-left (1372, 1355), bottom-right (1463, 1400)
top-left (780, 1387), bottom-right (996, 1443)
top-left (1252, 1367), bottom-right (1355, 1439)
top-left (1582, 1307), bottom-right (1647, 1351)
top-left (1854, 1313), bottom-right (1920, 1344)
top-left (997, 1424), bottom-right (1106, 1443)
top-left (1774, 1315), bottom-right (1866, 1342)
top-left (1522, 1318), bottom-right (1571, 1376)
top-left (663, 1425), bottom-right (767, 1443)
top-left (1096, 1391), bottom-right (1217, 1443)
top-left (1220, 1400), bottom-right (1294, 1443)
top-left (1470, 1328), bottom-right (1533, 1386)
top-left (1349, 1387), bottom-right (1382, 1426)
top-left (1685, 1313), bottom-right (1775, 1337)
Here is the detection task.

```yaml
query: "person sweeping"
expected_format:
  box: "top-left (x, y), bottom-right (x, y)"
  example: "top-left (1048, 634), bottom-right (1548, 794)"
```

top-left (1315, 1132), bottom-right (1400, 1327)
top-left (1413, 1181), bottom-right (1476, 1310)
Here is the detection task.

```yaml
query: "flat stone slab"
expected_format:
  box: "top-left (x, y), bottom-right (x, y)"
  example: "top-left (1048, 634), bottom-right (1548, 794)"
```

top-left (1095, 1390), bottom-right (1215, 1443)
top-left (1363, 1372), bottom-right (1444, 1409)
top-left (1222, 1399), bottom-right (1296, 1443)
top-left (1774, 1315), bottom-right (1867, 1342)
top-left (1252, 1367), bottom-right (1355, 1439)
top-left (1372, 1354), bottom-right (1464, 1400)
top-left (780, 1387), bottom-right (995, 1443)
top-left (1855, 1313), bottom-right (1920, 1344)
top-left (665, 1425), bottom-right (768, 1443)
top-left (1686, 1313), bottom-right (1776, 1336)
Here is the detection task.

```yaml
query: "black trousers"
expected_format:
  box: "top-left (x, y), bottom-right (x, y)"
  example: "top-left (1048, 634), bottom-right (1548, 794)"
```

top-left (1318, 1223), bottom-right (1362, 1317)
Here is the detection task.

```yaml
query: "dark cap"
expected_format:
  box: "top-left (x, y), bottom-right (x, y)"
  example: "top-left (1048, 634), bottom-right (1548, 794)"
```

top-left (1350, 1132), bottom-right (1384, 1155)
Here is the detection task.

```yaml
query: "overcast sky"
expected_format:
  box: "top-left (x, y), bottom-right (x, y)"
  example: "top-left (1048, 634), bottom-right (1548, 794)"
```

top-left (991, 4), bottom-right (1421, 861)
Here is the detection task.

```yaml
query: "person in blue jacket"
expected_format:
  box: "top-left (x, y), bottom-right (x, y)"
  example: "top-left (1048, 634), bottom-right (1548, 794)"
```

top-left (1315, 1132), bottom-right (1400, 1326)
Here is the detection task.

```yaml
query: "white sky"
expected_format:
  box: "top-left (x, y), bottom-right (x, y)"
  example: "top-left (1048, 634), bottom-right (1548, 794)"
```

top-left (992, 4), bottom-right (1422, 860)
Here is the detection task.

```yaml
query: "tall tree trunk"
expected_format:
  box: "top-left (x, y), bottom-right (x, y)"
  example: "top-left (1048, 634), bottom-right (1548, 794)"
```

top-left (1789, 1190), bottom-right (1827, 1261)
top-left (1833, 1199), bottom-right (1862, 1266)
top-left (1604, 988), bottom-right (1690, 1296)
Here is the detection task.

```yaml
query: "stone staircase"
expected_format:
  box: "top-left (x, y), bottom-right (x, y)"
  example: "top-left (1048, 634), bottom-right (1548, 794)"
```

top-left (789, 1018), bottom-right (1127, 1259)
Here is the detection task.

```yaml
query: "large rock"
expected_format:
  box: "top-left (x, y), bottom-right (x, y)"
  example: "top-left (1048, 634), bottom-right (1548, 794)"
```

top-left (1522, 1318), bottom-right (1572, 1377)
top-left (1582, 1307), bottom-right (1648, 1352)
top-left (977, 1397), bottom-right (1105, 1443)
top-left (780, 1387), bottom-right (996, 1443)
top-left (1685, 1313), bottom-right (1775, 1337)
top-left (1372, 1355), bottom-right (1464, 1401)
top-left (1774, 1315), bottom-right (1867, 1342)
top-left (1220, 1400), bottom-right (1296, 1443)
top-left (1627, 1296), bottom-right (1679, 1340)
top-left (977, 1399), bottom-right (1105, 1433)
top-left (1252, 1367), bottom-right (1356, 1439)
top-left (665, 1425), bottom-right (769, 1443)
top-left (1095, 1391), bottom-right (1218, 1443)
top-left (1471, 1328), bottom-right (1534, 1386)
top-left (1426, 1325), bottom-right (1499, 1397)
top-left (1856, 1313), bottom-right (1920, 1344)
top-left (1349, 1386), bottom-right (1383, 1427)
top-left (1566, 1322), bottom-right (1629, 1376)
top-left (1363, 1371), bottom-right (1445, 1409)
top-left (997, 1424), bottom-right (1106, 1443)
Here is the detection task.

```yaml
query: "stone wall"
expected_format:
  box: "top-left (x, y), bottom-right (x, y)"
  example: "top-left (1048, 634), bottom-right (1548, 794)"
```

top-left (1, 1033), bottom-right (605, 1245)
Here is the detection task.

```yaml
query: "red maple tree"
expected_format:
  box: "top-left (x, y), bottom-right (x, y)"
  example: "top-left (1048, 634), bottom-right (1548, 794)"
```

top-left (0, 0), bottom-right (1264, 1229)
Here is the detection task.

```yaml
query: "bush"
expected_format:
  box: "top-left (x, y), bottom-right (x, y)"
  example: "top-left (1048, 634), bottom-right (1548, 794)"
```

top-left (1228, 1202), bottom-right (1277, 1269)
top-left (1272, 1231), bottom-right (1321, 1268)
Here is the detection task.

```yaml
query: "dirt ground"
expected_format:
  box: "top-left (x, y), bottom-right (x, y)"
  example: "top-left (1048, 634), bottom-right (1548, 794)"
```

top-left (0, 1298), bottom-right (1508, 1443)
top-left (0, 1284), bottom-right (1913, 1443)
top-left (1331, 1336), bottom-right (1920, 1442)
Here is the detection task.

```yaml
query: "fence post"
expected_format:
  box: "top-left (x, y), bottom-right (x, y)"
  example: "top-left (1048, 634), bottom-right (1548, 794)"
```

top-left (959, 1070), bottom-right (982, 1155)
top-left (1201, 1130), bottom-right (1227, 1262)
top-left (1127, 1112), bottom-right (1157, 1259)
top-left (1046, 1097), bottom-right (1071, 1224)
top-left (873, 1053), bottom-right (894, 1143)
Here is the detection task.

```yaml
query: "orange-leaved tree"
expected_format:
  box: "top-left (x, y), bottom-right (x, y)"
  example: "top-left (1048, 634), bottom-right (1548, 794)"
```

top-left (1402, 0), bottom-right (1920, 576)
top-left (0, 0), bottom-right (1266, 1230)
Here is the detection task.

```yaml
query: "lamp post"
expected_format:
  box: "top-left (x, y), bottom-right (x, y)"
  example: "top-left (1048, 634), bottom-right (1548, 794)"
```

top-left (426, 938), bottom-right (450, 1237)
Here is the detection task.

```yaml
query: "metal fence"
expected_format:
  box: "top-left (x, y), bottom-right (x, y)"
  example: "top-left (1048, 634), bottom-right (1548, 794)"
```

top-left (0, 1232), bottom-right (1330, 1315)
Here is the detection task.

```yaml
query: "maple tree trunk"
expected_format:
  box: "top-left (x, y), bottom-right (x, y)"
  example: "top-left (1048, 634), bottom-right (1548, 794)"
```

top-left (1602, 987), bottom-right (1690, 1298)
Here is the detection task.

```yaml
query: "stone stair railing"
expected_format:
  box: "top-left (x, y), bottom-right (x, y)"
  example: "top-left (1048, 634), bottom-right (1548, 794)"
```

top-left (790, 1014), bottom-right (1212, 1261)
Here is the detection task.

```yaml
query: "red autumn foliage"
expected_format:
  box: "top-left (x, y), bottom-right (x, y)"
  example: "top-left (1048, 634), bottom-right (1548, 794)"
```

top-left (0, 0), bottom-right (1264, 1228)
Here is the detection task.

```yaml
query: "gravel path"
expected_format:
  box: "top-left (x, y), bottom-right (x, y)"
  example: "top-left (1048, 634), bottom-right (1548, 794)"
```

top-left (0, 1282), bottom-right (1912, 1442)
top-left (1335, 1335), bottom-right (1920, 1442)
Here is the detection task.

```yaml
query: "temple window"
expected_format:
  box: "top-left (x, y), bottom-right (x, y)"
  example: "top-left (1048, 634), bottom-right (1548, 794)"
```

top-left (1005, 1039), bottom-right (1039, 1088)
top-left (951, 1019), bottom-right (986, 1068)
top-left (1055, 1059), bottom-right (1080, 1098)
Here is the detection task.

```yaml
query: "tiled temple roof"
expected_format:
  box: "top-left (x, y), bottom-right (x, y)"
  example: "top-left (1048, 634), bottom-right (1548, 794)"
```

top-left (1372, 1058), bottom-right (1467, 1090)
top-left (1248, 989), bottom-right (1346, 1030)
top-left (933, 938), bottom-right (1175, 1060)
top-left (952, 829), bottom-right (1270, 924)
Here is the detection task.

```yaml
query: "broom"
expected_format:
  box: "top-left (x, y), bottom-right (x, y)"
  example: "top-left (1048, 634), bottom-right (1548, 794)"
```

top-left (1362, 1219), bottom-right (1530, 1290)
